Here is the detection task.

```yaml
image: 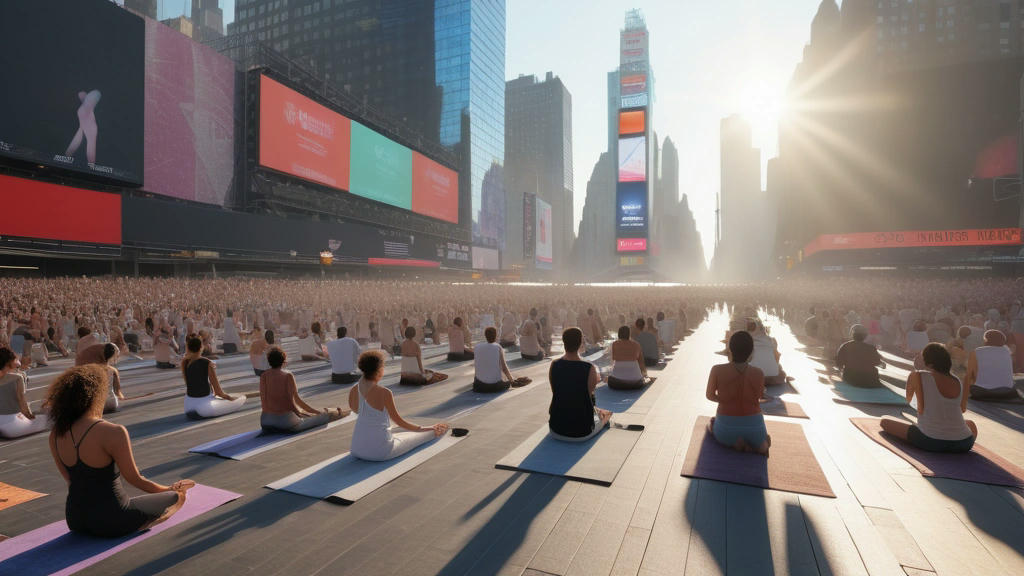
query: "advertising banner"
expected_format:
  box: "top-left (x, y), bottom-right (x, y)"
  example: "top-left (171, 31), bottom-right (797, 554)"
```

top-left (411, 152), bottom-right (458, 223)
top-left (616, 181), bottom-right (648, 241)
top-left (535, 197), bottom-right (553, 268)
top-left (523, 193), bottom-right (536, 259)
top-left (0, 0), bottom-right (144, 185)
top-left (619, 110), bottom-right (645, 136)
top-left (259, 75), bottom-right (351, 190)
top-left (0, 175), bottom-right (121, 245)
top-left (803, 228), bottom-right (1024, 258)
top-left (621, 94), bottom-right (649, 109)
top-left (145, 17), bottom-right (235, 205)
top-left (618, 136), bottom-right (647, 182)
top-left (617, 238), bottom-right (648, 252)
top-left (620, 74), bottom-right (647, 96)
top-left (349, 122), bottom-right (412, 210)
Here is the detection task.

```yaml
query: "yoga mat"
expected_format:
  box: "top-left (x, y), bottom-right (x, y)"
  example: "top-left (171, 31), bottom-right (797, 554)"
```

top-left (267, 434), bottom-right (465, 504)
top-left (832, 382), bottom-right (908, 406)
top-left (0, 484), bottom-right (240, 575)
top-left (681, 416), bottom-right (835, 498)
top-left (594, 383), bottom-right (653, 413)
top-left (0, 483), bottom-right (46, 512)
top-left (189, 414), bottom-right (356, 460)
top-left (495, 425), bottom-right (643, 486)
top-left (760, 399), bottom-right (808, 419)
top-left (851, 418), bottom-right (1024, 489)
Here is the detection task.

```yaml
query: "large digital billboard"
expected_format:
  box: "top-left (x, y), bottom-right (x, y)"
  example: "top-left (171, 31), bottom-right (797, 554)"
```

top-left (350, 122), bottom-right (412, 210)
top-left (412, 152), bottom-right (459, 223)
top-left (0, 175), bottom-right (121, 245)
top-left (535, 197), bottom-right (553, 269)
top-left (260, 75), bottom-right (351, 190)
top-left (803, 228), bottom-right (1024, 258)
top-left (145, 17), bottom-right (235, 205)
top-left (618, 136), bottom-right (647, 182)
top-left (616, 182), bottom-right (649, 240)
top-left (619, 110), bottom-right (645, 136)
top-left (258, 75), bottom-right (458, 224)
top-left (0, 0), bottom-right (144, 185)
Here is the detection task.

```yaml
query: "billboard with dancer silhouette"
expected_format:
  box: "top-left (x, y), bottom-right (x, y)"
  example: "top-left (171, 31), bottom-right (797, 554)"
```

top-left (0, 0), bottom-right (144, 185)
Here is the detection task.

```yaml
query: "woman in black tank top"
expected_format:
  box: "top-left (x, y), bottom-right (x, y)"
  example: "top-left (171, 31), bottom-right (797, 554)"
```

top-left (47, 365), bottom-right (194, 537)
top-left (548, 328), bottom-right (613, 439)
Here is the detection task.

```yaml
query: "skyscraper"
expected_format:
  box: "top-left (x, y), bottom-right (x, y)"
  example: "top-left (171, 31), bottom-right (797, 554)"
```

top-left (191, 0), bottom-right (223, 43)
top-left (124, 0), bottom-right (156, 19)
top-left (232, 0), bottom-right (506, 251)
top-left (504, 72), bottom-right (573, 272)
top-left (714, 115), bottom-right (763, 281)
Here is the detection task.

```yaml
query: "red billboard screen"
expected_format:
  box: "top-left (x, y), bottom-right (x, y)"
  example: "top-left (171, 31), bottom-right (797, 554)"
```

top-left (0, 175), bottom-right (121, 244)
top-left (259, 75), bottom-right (351, 190)
top-left (411, 151), bottom-right (459, 224)
top-left (619, 110), bottom-right (645, 136)
top-left (803, 228), bottom-right (1023, 258)
top-left (617, 238), bottom-right (648, 252)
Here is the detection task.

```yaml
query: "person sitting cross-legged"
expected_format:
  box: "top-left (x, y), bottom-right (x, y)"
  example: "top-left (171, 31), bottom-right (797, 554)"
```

top-left (326, 326), bottom-right (361, 384)
top-left (473, 327), bottom-right (530, 392)
top-left (548, 327), bottom-right (613, 442)
top-left (607, 326), bottom-right (650, 390)
top-left (882, 343), bottom-right (978, 453)
top-left (633, 318), bottom-right (661, 366)
top-left (446, 317), bottom-right (475, 361)
top-left (260, 347), bottom-right (348, 433)
top-left (349, 350), bottom-right (450, 461)
top-left (965, 329), bottom-right (1020, 400)
top-left (705, 331), bottom-right (770, 455)
top-left (519, 310), bottom-right (545, 361)
top-left (835, 324), bottom-right (885, 388)
top-left (399, 327), bottom-right (448, 386)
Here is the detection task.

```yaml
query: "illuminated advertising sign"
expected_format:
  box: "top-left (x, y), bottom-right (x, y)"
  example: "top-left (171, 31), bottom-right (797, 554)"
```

top-left (621, 93), bottom-right (649, 108)
top-left (535, 197), bottom-right (553, 268)
top-left (802, 228), bottom-right (1024, 258)
top-left (618, 238), bottom-right (648, 252)
top-left (618, 136), bottom-right (646, 182)
top-left (411, 152), bottom-right (458, 223)
top-left (349, 122), bottom-right (412, 210)
top-left (260, 75), bottom-right (351, 190)
top-left (0, 0), bottom-right (144, 185)
top-left (619, 110), bottom-right (645, 136)
top-left (616, 181), bottom-right (648, 241)
top-left (620, 74), bottom-right (647, 96)
top-left (0, 175), bottom-right (121, 245)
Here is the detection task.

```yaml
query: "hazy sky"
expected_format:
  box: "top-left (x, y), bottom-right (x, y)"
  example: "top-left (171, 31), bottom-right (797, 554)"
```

top-left (167, 0), bottom-right (822, 266)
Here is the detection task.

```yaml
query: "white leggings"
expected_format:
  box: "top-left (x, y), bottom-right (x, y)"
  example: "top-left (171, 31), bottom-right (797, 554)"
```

top-left (184, 394), bottom-right (247, 420)
top-left (352, 429), bottom-right (436, 462)
top-left (0, 412), bottom-right (49, 439)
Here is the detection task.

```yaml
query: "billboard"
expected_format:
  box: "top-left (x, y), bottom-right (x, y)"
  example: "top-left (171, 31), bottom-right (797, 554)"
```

top-left (259, 75), bottom-right (351, 190)
top-left (619, 110), bottom-right (645, 136)
top-left (144, 17), bottom-right (235, 205)
top-left (350, 122), bottom-right (412, 210)
top-left (618, 136), bottom-right (647, 182)
top-left (803, 228), bottom-right (1024, 258)
top-left (258, 75), bottom-right (458, 224)
top-left (472, 246), bottom-right (501, 270)
top-left (535, 197), bottom-right (553, 269)
top-left (0, 175), bottom-right (121, 245)
top-left (0, 0), bottom-right (144, 185)
top-left (523, 193), bottom-right (536, 260)
top-left (616, 181), bottom-right (648, 242)
top-left (620, 74), bottom-right (648, 96)
top-left (411, 152), bottom-right (459, 223)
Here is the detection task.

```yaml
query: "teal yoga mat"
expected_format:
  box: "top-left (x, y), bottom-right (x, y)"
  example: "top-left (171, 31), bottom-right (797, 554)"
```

top-left (832, 382), bottom-right (908, 406)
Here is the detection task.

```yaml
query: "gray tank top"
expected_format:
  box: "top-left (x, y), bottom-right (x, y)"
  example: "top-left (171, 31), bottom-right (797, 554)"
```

top-left (917, 372), bottom-right (972, 441)
top-left (0, 373), bottom-right (26, 415)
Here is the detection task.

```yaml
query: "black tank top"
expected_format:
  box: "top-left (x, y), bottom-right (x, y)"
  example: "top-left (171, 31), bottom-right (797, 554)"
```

top-left (548, 359), bottom-right (595, 437)
top-left (63, 421), bottom-right (155, 537)
top-left (185, 357), bottom-right (212, 398)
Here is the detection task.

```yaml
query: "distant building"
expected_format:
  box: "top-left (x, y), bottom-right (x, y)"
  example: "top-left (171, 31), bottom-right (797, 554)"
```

top-left (232, 0), bottom-right (507, 252)
top-left (504, 72), bottom-right (573, 272)
top-left (191, 0), bottom-right (223, 43)
top-left (714, 115), bottom-right (764, 281)
top-left (124, 0), bottom-right (156, 19)
top-left (161, 15), bottom-right (194, 38)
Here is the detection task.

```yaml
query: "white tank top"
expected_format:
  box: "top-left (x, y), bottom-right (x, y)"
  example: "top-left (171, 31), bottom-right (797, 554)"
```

top-left (749, 335), bottom-right (780, 377)
top-left (611, 360), bottom-right (643, 381)
top-left (916, 371), bottom-right (972, 440)
top-left (400, 356), bottom-right (421, 375)
top-left (351, 381), bottom-right (394, 460)
top-left (474, 342), bottom-right (503, 384)
top-left (973, 345), bottom-right (1013, 390)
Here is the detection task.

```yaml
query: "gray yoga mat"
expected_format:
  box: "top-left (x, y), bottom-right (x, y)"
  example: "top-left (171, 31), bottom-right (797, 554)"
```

top-left (266, 434), bottom-right (465, 504)
top-left (495, 424), bottom-right (643, 486)
top-left (189, 415), bottom-right (355, 460)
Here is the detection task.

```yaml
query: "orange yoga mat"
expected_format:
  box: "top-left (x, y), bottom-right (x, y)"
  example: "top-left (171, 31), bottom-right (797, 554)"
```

top-left (0, 482), bottom-right (46, 512)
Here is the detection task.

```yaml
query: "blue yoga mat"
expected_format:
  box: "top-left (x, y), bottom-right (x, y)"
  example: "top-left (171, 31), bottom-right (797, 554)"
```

top-left (832, 382), bottom-right (908, 406)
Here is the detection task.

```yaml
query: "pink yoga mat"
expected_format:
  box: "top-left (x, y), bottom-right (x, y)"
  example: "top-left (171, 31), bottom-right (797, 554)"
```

top-left (851, 418), bottom-right (1024, 489)
top-left (0, 484), bottom-right (240, 575)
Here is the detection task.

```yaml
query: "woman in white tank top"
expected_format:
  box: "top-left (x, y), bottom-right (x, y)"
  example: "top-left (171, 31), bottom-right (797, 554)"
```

top-left (348, 350), bottom-right (449, 461)
top-left (881, 343), bottom-right (977, 453)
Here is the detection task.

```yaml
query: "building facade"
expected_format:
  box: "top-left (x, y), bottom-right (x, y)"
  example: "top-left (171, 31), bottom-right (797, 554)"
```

top-left (504, 72), bottom-right (573, 272)
top-left (191, 0), bottom-right (224, 42)
top-left (125, 0), bottom-right (157, 19)
top-left (232, 0), bottom-right (506, 252)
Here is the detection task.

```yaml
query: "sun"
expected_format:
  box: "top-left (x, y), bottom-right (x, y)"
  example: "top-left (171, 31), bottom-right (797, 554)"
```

top-left (738, 76), bottom-right (788, 151)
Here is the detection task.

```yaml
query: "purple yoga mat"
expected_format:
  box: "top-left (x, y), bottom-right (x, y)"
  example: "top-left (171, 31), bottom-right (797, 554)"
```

top-left (0, 484), bottom-right (240, 575)
top-left (851, 418), bottom-right (1024, 489)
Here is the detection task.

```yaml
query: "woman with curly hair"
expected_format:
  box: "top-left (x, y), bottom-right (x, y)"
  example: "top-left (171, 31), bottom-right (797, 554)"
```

top-left (47, 364), bottom-right (194, 537)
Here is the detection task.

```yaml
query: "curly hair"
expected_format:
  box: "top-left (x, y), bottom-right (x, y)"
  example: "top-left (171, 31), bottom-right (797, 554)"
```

top-left (357, 349), bottom-right (385, 378)
top-left (46, 365), bottom-right (108, 435)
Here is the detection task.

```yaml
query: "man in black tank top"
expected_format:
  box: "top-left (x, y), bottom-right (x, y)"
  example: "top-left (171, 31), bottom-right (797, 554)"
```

top-left (548, 327), bottom-right (612, 440)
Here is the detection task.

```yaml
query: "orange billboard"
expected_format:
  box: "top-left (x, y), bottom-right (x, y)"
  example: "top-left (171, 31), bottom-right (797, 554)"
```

top-left (619, 110), bottom-right (645, 135)
top-left (259, 75), bottom-right (350, 190)
top-left (411, 152), bottom-right (459, 224)
top-left (803, 228), bottom-right (1023, 258)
